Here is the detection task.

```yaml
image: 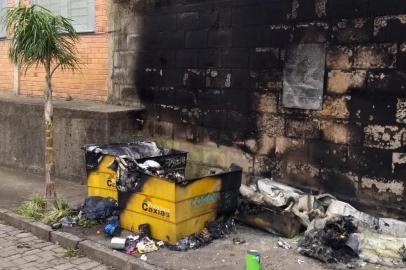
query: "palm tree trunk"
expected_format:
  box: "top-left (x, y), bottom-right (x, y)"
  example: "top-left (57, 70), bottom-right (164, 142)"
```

top-left (44, 67), bottom-right (56, 202)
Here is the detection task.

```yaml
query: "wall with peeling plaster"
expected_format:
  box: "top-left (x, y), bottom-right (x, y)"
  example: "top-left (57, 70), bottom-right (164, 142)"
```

top-left (110, 0), bottom-right (406, 217)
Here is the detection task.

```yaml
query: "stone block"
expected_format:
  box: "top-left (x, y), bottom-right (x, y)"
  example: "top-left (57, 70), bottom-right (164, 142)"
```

top-left (51, 231), bottom-right (82, 249)
top-left (198, 49), bottom-right (222, 68)
top-left (177, 12), bottom-right (199, 30)
top-left (360, 176), bottom-right (404, 203)
top-left (332, 18), bottom-right (372, 44)
top-left (257, 113), bottom-right (285, 137)
top-left (232, 26), bottom-right (263, 47)
top-left (258, 70), bottom-right (283, 92)
top-left (320, 121), bottom-right (362, 145)
top-left (252, 93), bottom-right (278, 114)
top-left (396, 98), bottom-right (406, 124)
top-left (144, 14), bottom-right (176, 32)
top-left (326, 0), bottom-right (369, 19)
top-left (290, 0), bottom-right (327, 20)
top-left (350, 95), bottom-right (398, 124)
top-left (364, 125), bottom-right (405, 150)
top-left (392, 152), bottom-right (406, 177)
top-left (199, 8), bottom-right (231, 29)
top-left (316, 96), bottom-right (351, 119)
top-left (253, 155), bottom-right (275, 176)
top-left (367, 70), bottom-right (406, 96)
top-left (232, 5), bottom-right (261, 26)
top-left (275, 137), bottom-right (305, 156)
top-left (398, 43), bottom-right (406, 69)
top-left (257, 135), bottom-right (276, 155)
top-left (263, 25), bottom-right (293, 46)
top-left (370, 0), bottom-right (406, 16)
top-left (222, 48), bottom-right (249, 68)
top-left (327, 70), bottom-right (366, 94)
top-left (284, 160), bottom-right (320, 189)
top-left (353, 44), bottom-right (397, 69)
top-left (208, 29), bottom-right (232, 48)
top-left (0, 211), bottom-right (32, 231)
top-left (285, 118), bottom-right (320, 139)
top-left (205, 69), bottom-right (232, 88)
top-left (374, 15), bottom-right (406, 41)
top-left (347, 146), bottom-right (393, 177)
top-left (293, 22), bottom-right (329, 43)
top-left (320, 170), bottom-right (358, 198)
top-left (326, 46), bottom-right (353, 69)
top-left (249, 47), bottom-right (280, 69)
top-left (186, 30), bottom-right (208, 49)
top-left (308, 141), bottom-right (348, 170)
top-left (175, 50), bottom-right (198, 68)
top-left (28, 222), bottom-right (51, 242)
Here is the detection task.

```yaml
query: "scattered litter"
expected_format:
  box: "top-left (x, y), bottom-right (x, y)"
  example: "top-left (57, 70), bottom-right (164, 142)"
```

top-left (104, 216), bottom-right (120, 236)
top-left (59, 216), bottom-right (76, 227)
top-left (140, 254), bottom-right (147, 261)
top-left (111, 237), bottom-right (128, 250)
top-left (156, 241), bottom-right (165, 247)
top-left (277, 238), bottom-right (291, 250)
top-left (232, 238), bottom-right (246, 245)
top-left (169, 219), bottom-right (235, 251)
top-left (136, 237), bottom-right (158, 253)
top-left (51, 222), bottom-right (62, 230)
top-left (245, 250), bottom-right (261, 270)
top-left (348, 231), bottom-right (406, 266)
top-left (297, 259), bottom-right (305, 265)
top-left (16, 243), bottom-right (31, 249)
top-left (298, 216), bottom-right (358, 265)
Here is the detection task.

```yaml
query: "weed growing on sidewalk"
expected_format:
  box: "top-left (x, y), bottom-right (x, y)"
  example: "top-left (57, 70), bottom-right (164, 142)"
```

top-left (64, 247), bottom-right (79, 257)
top-left (42, 198), bottom-right (71, 224)
top-left (13, 193), bottom-right (46, 220)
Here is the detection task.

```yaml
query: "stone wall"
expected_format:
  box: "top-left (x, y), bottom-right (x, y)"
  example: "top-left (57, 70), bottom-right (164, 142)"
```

top-left (0, 94), bottom-right (143, 182)
top-left (111, 0), bottom-right (406, 217)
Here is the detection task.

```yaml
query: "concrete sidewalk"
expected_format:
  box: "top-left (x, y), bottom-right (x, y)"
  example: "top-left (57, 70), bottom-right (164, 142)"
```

top-left (0, 166), bottom-right (86, 209)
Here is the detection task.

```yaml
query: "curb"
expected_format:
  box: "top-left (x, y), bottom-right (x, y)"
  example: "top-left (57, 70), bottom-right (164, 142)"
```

top-left (0, 209), bottom-right (160, 270)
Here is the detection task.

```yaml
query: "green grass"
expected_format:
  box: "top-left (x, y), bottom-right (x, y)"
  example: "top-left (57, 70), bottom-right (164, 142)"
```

top-left (77, 216), bottom-right (98, 228)
top-left (42, 198), bottom-right (71, 224)
top-left (13, 193), bottom-right (46, 220)
top-left (13, 194), bottom-right (72, 224)
top-left (63, 247), bottom-right (79, 257)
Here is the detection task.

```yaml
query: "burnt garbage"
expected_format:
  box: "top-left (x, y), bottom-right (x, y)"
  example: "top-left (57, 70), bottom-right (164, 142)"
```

top-left (298, 216), bottom-right (358, 265)
top-left (168, 218), bottom-right (236, 251)
top-left (238, 177), bottom-right (406, 267)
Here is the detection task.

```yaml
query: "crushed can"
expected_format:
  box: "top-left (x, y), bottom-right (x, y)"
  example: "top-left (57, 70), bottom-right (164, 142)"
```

top-left (246, 250), bottom-right (261, 270)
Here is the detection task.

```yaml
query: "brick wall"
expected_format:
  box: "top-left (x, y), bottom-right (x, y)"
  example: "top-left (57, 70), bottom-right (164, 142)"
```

top-left (111, 0), bottom-right (406, 216)
top-left (0, 0), bottom-right (109, 101)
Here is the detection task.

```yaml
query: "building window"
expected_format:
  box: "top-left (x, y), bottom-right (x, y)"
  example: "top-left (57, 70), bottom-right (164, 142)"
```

top-left (282, 44), bottom-right (326, 110)
top-left (34, 0), bottom-right (95, 33)
top-left (0, 0), bottom-right (7, 38)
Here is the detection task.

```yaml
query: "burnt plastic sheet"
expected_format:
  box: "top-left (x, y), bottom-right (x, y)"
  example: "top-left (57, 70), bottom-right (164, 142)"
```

top-left (282, 44), bottom-right (326, 110)
top-left (84, 141), bottom-right (165, 171)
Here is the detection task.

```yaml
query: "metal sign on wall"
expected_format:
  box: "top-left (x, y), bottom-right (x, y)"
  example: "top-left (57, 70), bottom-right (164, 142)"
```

top-left (282, 44), bottom-right (326, 110)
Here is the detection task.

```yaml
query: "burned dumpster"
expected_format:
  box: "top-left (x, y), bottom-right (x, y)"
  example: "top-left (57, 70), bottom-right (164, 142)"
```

top-left (84, 141), bottom-right (242, 244)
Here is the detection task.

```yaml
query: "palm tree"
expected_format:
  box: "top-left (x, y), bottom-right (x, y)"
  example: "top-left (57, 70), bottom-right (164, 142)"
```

top-left (4, 4), bottom-right (79, 203)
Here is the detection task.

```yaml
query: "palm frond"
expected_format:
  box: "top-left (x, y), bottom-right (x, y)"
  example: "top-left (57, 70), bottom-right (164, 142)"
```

top-left (4, 4), bottom-right (79, 75)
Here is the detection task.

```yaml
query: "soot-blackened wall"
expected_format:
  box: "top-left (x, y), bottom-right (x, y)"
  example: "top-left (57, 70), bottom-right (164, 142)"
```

top-left (111, 0), bottom-right (406, 217)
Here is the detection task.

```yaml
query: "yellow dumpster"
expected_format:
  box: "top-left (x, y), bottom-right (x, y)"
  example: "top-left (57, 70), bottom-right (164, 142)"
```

top-left (84, 142), bottom-right (187, 201)
top-left (84, 142), bottom-right (242, 244)
top-left (118, 166), bottom-right (242, 244)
